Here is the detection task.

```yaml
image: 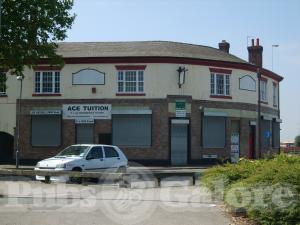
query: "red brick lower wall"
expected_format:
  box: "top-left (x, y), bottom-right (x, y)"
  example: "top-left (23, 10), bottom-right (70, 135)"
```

top-left (17, 97), bottom-right (280, 163)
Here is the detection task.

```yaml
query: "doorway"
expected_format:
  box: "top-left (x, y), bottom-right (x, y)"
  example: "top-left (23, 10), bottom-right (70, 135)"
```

top-left (249, 125), bottom-right (256, 159)
top-left (0, 132), bottom-right (14, 163)
top-left (170, 119), bottom-right (189, 165)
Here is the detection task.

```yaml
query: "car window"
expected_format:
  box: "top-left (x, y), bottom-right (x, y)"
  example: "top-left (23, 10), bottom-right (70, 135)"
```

top-left (86, 147), bottom-right (103, 159)
top-left (104, 146), bottom-right (119, 158)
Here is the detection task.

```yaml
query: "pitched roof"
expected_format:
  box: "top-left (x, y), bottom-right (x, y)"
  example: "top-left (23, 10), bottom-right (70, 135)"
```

top-left (57, 41), bottom-right (247, 64)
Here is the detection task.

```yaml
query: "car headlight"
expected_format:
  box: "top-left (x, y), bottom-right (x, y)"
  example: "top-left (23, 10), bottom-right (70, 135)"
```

top-left (56, 163), bottom-right (66, 169)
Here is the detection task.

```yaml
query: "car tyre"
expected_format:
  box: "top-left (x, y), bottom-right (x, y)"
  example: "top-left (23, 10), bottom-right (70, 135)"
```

top-left (117, 166), bottom-right (127, 174)
top-left (70, 167), bottom-right (83, 184)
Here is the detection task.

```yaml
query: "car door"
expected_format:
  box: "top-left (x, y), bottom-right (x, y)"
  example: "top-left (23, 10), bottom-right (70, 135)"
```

top-left (84, 146), bottom-right (105, 171)
top-left (103, 146), bottom-right (121, 172)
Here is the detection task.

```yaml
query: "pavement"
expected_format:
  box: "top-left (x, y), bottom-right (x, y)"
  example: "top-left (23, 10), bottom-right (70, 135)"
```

top-left (0, 181), bottom-right (232, 225)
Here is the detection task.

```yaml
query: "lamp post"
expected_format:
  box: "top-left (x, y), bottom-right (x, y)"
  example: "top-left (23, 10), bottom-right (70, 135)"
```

top-left (257, 68), bottom-right (262, 159)
top-left (16, 75), bottom-right (24, 169)
top-left (271, 44), bottom-right (279, 71)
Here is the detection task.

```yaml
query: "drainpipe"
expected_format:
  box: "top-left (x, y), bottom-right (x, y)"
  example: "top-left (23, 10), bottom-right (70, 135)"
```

top-left (257, 68), bottom-right (262, 159)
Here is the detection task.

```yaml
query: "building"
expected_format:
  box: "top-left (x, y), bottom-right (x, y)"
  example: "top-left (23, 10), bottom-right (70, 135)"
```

top-left (0, 39), bottom-right (283, 165)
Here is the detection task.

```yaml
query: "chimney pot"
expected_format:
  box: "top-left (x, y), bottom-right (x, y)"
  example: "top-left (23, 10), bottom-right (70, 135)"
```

top-left (248, 38), bottom-right (263, 67)
top-left (218, 40), bottom-right (230, 53)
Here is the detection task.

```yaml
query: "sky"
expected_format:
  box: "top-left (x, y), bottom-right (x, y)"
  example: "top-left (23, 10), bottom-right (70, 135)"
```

top-left (65, 0), bottom-right (300, 142)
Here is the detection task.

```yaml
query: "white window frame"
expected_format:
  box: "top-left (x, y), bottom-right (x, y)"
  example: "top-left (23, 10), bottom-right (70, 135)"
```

top-left (210, 73), bottom-right (231, 96)
top-left (34, 71), bottom-right (60, 94)
top-left (117, 70), bottom-right (144, 94)
top-left (273, 82), bottom-right (277, 106)
top-left (260, 80), bottom-right (268, 102)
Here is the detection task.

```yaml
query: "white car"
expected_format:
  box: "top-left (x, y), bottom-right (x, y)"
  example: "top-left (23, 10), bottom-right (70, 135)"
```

top-left (34, 144), bottom-right (128, 183)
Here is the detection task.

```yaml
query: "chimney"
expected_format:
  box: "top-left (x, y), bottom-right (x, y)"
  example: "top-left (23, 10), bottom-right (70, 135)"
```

top-left (219, 40), bottom-right (230, 53)
top-left (247, 38), bottom-right (263, 67)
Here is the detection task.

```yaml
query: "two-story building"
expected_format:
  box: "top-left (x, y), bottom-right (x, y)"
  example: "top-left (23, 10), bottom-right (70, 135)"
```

top-left (0, 39), bottom-right (283, 165)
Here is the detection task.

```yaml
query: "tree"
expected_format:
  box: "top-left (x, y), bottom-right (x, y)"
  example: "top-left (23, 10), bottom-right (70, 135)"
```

top-left (0, 0), bottom-right (75, 76)
top-left (295, 135), bottom-right (300, 147)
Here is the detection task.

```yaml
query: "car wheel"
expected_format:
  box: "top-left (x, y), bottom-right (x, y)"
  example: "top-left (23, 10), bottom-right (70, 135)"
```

top-left (41, 176), bottom-right (51, 184)
top-left (70, 168), bottom-right (83, 184)
top-left (117, 166), bottom-right (127, 173)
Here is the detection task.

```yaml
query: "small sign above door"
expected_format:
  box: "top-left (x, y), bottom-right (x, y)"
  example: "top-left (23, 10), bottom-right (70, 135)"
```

top-left (175, 100), bottom-right (186, 117)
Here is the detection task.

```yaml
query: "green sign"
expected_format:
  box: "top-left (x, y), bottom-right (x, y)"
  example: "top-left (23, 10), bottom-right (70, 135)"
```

top-left (175, 101), bottom-right (186, 117)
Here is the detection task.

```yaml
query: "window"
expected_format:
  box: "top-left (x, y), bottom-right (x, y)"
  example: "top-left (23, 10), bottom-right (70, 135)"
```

top-left (273, 83), bottom-right (277, 106)
top-left (117, 70), bottom-right (144, 93)
top-left (112, 114), bottom-right (151, 147)
top-left (210, 73), bottom-right (230, 96)
top-left (35, 71), bottom-right (60, 94)
top-left (31, 115), bottom-right (61, 146)
top-left (104, 146), bottom-right (119, 158)
top-left (260, 80), bottom-right (268, 102)
top-left (202, 116), bottom-right (226, 148)
top-left (0, 72), bottom-right (7, 95)
top-left (87, 147), bottom-right (103, 159)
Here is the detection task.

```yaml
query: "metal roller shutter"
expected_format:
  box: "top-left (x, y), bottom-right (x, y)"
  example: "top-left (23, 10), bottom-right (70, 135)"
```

top-left (76, 124), bottom-right (94, 144)
top-left (112, 114), bottom-right (151, 147)
top-left (203, 116), bottom-right (226, 148)
top-left (31, 115), bottom-right (61, 146)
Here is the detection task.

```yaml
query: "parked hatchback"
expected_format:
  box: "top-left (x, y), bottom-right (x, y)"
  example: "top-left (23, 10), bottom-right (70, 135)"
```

top-left (34, 144), bottom-right (128, 183)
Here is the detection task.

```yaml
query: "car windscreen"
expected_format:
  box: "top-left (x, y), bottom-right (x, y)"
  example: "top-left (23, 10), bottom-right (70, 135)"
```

top-left (56, 146), bottom-right (89, 157)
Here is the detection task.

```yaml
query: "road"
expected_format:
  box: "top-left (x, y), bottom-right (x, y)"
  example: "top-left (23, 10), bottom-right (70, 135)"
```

top-left (0, 181), bottom-right (231, 225)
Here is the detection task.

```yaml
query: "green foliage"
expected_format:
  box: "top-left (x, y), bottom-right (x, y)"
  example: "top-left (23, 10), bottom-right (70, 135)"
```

top-left (0, 71), bottom-right (6, 92)
top-left (201, 155), bottom-right (300, 225)
top-left (295, 135), bottom-right (300, 147)
top-left (0, 0), bottom-right (75, 75)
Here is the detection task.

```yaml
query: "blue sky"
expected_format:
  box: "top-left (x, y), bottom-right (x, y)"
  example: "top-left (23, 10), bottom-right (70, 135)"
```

top-left (66, 0), bottom-right (300, 142)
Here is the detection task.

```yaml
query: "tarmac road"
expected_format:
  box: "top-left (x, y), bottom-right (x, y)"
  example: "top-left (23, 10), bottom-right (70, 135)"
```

top-left (0, 181), bottom-right (231, 225)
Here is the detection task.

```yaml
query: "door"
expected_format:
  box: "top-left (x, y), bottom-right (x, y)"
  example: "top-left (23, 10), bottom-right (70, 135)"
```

top-left (170, 120), bottom-right (189, 165)
top-left (99, 133), bottom-right (112, 145)
top-left (249, 125), bottom-right (256, 159)
top-left (76, 124), bottom-right (94, 144)
top-left (84, 146), bottom-right (105, 171)
top-left (103, 146), bottom-right (121, 172)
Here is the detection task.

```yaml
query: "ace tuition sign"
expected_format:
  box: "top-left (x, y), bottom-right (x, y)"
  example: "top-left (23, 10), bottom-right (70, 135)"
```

top-left (63, 104), bottom-right (112, 120)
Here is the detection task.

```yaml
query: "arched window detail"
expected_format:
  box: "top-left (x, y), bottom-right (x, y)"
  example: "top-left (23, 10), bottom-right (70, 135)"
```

top-left (72, 68), bottom-right (105, 85)
top-left (239, 75), bottom-right (256, 92)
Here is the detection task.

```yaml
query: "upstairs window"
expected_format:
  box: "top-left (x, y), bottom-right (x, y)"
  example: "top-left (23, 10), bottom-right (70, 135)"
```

top-left (273, 82), bottom-right (277, 106)
top-left (35, 71), bottom-right (60, 94)
top-left (117, 70), bottom-right (144, 93)
top-left (210, 73), bottom-right (230, 96)
top-left (260, 79), bottom-right (268, 102)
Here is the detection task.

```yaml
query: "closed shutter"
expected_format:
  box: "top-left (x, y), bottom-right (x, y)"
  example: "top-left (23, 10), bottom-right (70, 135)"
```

top-left (272, 122), bottom-right (280, 148)
top-left (203, 116), bottom-right (226, 148)
top-left (112, 114), bottom-right (151, 147)
top-left (32, 115), bottom-right (61, 146)
top-left (261, 119), bottom-right (271, 148)
top-left (76, 124), bottom-right (94, 144)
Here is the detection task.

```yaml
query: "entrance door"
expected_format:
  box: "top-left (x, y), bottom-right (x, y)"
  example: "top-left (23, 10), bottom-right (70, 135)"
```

top-left (76, 124), bottom-right (94, 144)
top-left (170, 119), bottom-right (189, 165)
top-left (249, 125), bottom-right (256, 159)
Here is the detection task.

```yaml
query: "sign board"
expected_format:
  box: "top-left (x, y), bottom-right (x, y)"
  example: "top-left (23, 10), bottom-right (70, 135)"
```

top-left (30, 110), bottom-right (61, 115)
top-left (75, 118), bottom-right (95, 124)
top-left (63, 104), bottom-right (111, 120)
top-left (230, 132), bottom-right (240, 163)
top-left (175, 100), bottom-right (186, 117)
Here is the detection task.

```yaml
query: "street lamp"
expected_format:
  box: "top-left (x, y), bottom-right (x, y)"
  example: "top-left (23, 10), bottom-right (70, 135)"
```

top-left (16, 75), bottom-right (24, 169)
top-left (272, 44), bottom-right (279, 71)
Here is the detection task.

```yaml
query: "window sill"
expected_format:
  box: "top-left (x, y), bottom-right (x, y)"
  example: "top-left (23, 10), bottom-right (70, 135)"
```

top-left (116, 93), bottom-right (146, 96)
top-left (0, 94), bottom-right (8, 98)
top-left (32, 93), bottom-right (62, 97)
top-left (210, 95), bottom-right (232, 99)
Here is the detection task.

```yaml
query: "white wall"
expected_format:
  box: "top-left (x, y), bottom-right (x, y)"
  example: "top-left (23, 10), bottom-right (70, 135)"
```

top-left (0, 63), bottom-right (280, 135)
